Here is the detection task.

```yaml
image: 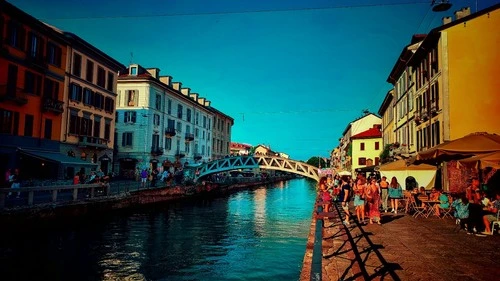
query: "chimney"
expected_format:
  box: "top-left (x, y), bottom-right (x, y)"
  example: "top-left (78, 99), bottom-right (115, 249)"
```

top-left (172, 82), bottom-right (182, 91)
top-left (189, 93), bottom-right (199, 101)
top-left (146, 68), bottom-right (160, 79)
top-left (159, 76), bottom-right (172, 86)
top-left (204, 100), bottom-right (211, 107)
top-left (197, 97), bottom-right (205, 106)
top-left (455, 7), bottom-right (471, 20)
top-left (442, 16), bottom-right (452, 25)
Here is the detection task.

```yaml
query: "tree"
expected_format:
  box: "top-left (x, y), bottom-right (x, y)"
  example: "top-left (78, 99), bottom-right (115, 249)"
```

top-left (306, 156), bottom-right (328, 168)
top-left (380, 143), bottom-right (392, 163)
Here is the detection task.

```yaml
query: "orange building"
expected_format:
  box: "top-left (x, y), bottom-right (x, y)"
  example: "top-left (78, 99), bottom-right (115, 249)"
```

top-left (0, 2), bottom-right (93, 180)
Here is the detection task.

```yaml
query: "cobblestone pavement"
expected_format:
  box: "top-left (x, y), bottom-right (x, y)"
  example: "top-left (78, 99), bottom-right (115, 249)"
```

top-left (302, 202), bottom-right (500, 281)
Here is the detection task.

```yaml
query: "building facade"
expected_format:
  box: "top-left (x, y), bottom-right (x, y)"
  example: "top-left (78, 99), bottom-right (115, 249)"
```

top-left (230, 142), bottom-right (252, 156)
top-left (60, 32), bottom-right (125, 177)
top-left (378, 89), bottom-right (395, 156)
top-left (0, 2), bottom-right (97, 180)
top-left (115, 64), bottom-right (230, 177)
top-left (350, 125), bottom-right (383, 175)
top-left (211, 108), bottom-right (234, 160)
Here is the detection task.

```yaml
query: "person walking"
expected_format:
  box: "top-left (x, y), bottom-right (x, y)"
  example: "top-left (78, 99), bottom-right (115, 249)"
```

top-left (388, 176), bottom-right (403, 214)
top-left (366, 177), bottom-right (382, 224)
top-left (353, 177), bottom-right (366, 224)
top-left (339, 176), bottom-right (352, 226)
top-left (379, 176), bottom-right (389, 213)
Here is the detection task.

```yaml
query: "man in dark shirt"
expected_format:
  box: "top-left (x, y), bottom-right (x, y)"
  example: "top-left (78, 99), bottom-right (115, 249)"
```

top-left (339, 176), bottom-right (351, 225)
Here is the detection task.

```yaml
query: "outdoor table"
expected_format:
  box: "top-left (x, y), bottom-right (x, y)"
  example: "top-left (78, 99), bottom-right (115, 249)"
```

top-left (422, 200), bottom-right (441, 218)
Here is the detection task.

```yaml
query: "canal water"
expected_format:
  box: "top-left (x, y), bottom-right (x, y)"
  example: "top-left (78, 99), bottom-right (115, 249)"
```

top-left (0, 178), bottom-right (317, 281)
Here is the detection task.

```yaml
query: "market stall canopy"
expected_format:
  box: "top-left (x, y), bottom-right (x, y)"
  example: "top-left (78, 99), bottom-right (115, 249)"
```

top-left (457, 151), bottom-right (500, 170)
top-left (378, 160), bottom-right (437, 190)
top-left (416, 132), bottom-right (500, 162)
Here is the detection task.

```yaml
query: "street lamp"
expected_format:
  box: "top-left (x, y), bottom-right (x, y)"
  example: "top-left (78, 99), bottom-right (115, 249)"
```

top-left (431, 0), bottom-right (452, 12)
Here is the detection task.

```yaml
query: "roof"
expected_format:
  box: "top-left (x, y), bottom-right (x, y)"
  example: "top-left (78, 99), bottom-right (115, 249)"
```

top-left (378, 89), bottom-right (394, 116)
top-left (342, 112), bottom-right (381, 136)
top-left (351, 127), bottom-right (382, 140)
top-left (231, 142), bottom-right (252, 149)
top-left (408, 3), bottom-right (500, 66)
top-left (386, 35), bottom-right (425, 84)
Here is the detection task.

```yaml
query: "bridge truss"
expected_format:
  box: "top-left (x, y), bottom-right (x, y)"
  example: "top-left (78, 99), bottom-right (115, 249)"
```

top-left (194, 156), bottom-right (320, 182)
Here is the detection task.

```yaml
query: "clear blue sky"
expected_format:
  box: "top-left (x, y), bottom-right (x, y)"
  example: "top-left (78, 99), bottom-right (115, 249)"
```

top-left (9, 0), bottom-right (499, 161)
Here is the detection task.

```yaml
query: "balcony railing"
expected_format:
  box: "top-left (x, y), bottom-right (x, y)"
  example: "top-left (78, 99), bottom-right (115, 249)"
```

top-left (430, 102), bottom-right (438, 115)
top-left (194, 153), bottom-right (202, 160)
top-left (151, 146), bottom-right (164, 156)
top-left (175, 150), bottom-right (186, 158)
top-left (184, 133), bottom-right (194, 142)
top-left (165, 127), bottom-right (176, 137)
top-left (0, 85), bottom-right (28, 105)
top-left (78, 135), bottom-right (109, 149)
top-left (42, 97), bottom-right (64, 114)
top-left (421, 108), bottom-right (429, 120)
top-left (414, 111), bottom-right (421, 124)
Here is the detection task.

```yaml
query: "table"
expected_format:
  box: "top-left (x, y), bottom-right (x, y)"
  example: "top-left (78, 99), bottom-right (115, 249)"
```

top-left (422, 200), bottom-right (441, 218)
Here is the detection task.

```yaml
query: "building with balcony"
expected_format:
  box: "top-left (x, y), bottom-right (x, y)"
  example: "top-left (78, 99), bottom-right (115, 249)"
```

top-left (115, 64), bottom-right (225, 177)
top-left (377, 89), bottom-right (395, 162)
top-left (58, 31), bottom-right (125, 176)
top-left (350, 125), bottom-right (383, 176)
top-left (211, 107), bottom-right (234, 160)
top-left (0, 1), bottom-right (97, 180)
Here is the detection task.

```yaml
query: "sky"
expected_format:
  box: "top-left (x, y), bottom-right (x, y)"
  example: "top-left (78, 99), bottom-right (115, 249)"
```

top-left (8, 0), bottom-right (499, 161)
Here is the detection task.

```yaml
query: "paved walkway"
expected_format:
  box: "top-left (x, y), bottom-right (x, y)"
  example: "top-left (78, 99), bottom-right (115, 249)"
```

top-left (304, 202), bottom-right (500, 281)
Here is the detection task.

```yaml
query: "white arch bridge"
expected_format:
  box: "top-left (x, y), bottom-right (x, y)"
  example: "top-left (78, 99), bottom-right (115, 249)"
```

top-left (192, 156), bottom-right (321, 182)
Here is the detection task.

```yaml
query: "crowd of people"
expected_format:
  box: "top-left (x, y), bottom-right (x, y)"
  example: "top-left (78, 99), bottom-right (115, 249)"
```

top-left (317, 174), bottom-right (500, 236)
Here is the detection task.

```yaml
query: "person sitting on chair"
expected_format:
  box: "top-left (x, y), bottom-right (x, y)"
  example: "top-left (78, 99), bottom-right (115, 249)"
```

top-left (482, 192), bottom-right (500, 235)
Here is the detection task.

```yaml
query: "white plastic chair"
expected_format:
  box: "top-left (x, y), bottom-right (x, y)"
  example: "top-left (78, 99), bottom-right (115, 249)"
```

top-left (491, 210), bottom-right (500, 235)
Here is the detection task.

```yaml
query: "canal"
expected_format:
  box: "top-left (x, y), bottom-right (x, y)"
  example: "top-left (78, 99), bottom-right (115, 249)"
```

top-left (0, 178), bottom-right (317, 281)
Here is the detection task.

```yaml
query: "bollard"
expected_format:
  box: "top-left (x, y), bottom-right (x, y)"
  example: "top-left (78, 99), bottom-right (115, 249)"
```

top-left (72, 188), bottom-right (78, 201)
top-left (52, 189), bottom-right (58, 202)
top-left (28, 191), bottom-right (34, 206)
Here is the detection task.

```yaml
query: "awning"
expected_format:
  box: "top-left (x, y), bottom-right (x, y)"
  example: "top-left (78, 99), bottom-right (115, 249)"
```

top-left (20, 149), bottom-right (98, 166)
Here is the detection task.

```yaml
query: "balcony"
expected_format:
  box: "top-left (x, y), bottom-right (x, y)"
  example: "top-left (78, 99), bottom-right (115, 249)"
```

top-left (430, 102), bottom-right (438, 116)
top-left (184, 133), bottom-right (194, 142)
top-left (151, 146), bottom-right (164, 156)
top-left (421, 108), bottom-right (429, 121)
top-left (194, 153), bottom-right (203, 160)
top-left (165, 127), bottom-right (176, 137)
top-left (175, 150), bottom-right (186, 158)
top-left (42, 97), bottom-right (64, 114)
top-left (0, 85), bottom-right (28, 105)
top-left (414, 111), bottom-right (421, 124)
top-left (78, 135), bottom-right (109, 149)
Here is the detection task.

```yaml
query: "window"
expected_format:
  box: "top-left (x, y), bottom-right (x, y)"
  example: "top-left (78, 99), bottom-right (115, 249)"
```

top-left (97, 66), bottom-right (106, 88)
top-left (47, 42), bottom-right (62, 67)
top-left (124, 111), bottom-right (137, 123)
top-left (44, 119), bottom-right (52, 139)
top-left (0, 109), bottom-right (14, 134)
top-left (375, 157), bottom-right (380, 166)
top-left (358, 157), bottom-right (366, 166)
top-left (186, 125), bottom-right (191, 134)
top-left (104, 119), bottom-right (111, 140)
top-left (70, 83), bottom-right (82, 101)
top-left (94, 93), bottom-right (104, 109)
top-left (106, 72), bottom-right (114, 92)
top-left (28, 32), bottom-right (44, 59)
top-left (153, 114), bottom-right (160, 126)
top-left (187, 109), bottom-right (192, 122)
top-left (360, 143), bottom-right (365, 151)
top-left (201, 145), bottom-right (205, 155)
top-left (69, 111), bottom-right (79, 135)
top-left (80, 116), bottom-right (92, 136)
top-left (177, 104), bottom-right (183, 119)
top-left (83, 88), bottom-right (93, 105)
top-left (155, 94), bottom-right (161, 110)
top-left (167, 119), bottom-right (175, 129)
top-left (195, 112), bottom-right (199, 125)
top-left (152, 134), bottom-right (159, 148)
top-left (7, 21), bottom-right (26, 49)
top-left (122, 132), bottom-right (133, 146)
top-left (202, 131), bottom-right (205, 139)
top-left (167, 99), bottom-right (172, 114)
top-left (176, 121), bottom-right (182, 132)
top-left (375, 142), bottom-right (380, 150)
top-left (105, 97), bottom-right (114, 113)
top-left (130, 67), bottom-right (137, 75)
top-left (43, 78), bottom-right (59, 100)
top-left (24, 71), bottom-right (35, 95)
top-left (93, 118), bottom-right (101, 137)
top-left (127, 90), bottom-right (136, 106)
top-left (86, 60), bottom-right (94, 82)
top-left (203, 116), bottom-right (207, 128)
top-left (73, 53), bottom-right (82, 77)
top-left (185, 141), bottom-right (191, 153)
top-left (195, 128), bottom-right (199, 137)
top-left (165, 137), bottom-right (172, 150)
top-left (24, 114), bottom-right (34, 137)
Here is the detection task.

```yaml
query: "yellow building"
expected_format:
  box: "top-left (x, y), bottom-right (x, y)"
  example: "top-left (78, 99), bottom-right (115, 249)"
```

top-left (407, 5), bottom-right (500, 150)
top-left (378, 89), bottom-right (395, 153)
top-left (350, 125), bottom-right (382, 176)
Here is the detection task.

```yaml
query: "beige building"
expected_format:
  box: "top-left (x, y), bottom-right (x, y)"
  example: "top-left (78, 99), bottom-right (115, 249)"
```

top-left (60, 32), bottom-right (125, 176)
top-left (350, 125), bottom-right (383, 175)
top-left (211, 108), bottom-right (234, 160)
top-left (377, 89), bottom-right (395, 155)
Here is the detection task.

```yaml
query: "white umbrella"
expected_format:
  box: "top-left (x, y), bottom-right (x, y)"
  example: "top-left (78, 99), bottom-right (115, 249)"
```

top-left (338, 171), bottom-right (351, 176)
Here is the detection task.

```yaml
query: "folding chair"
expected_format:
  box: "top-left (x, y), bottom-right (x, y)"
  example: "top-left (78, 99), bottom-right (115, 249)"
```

top-left (441, 196), bottom-right (454, 219)
top-left (410, 197), bottom-right (426, 218)
top-left (491, 210), bottom-right (500, 235)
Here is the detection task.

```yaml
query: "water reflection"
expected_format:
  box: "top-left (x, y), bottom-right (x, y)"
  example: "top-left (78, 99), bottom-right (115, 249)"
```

top-left (0, 179), bottom-right (317, 281)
